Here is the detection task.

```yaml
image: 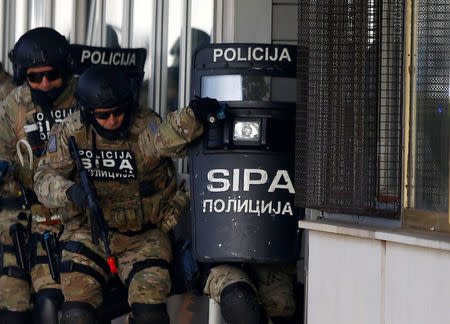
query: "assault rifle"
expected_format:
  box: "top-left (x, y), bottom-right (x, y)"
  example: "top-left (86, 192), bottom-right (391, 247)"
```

top-left (68, 136), bottom-right (117, 274)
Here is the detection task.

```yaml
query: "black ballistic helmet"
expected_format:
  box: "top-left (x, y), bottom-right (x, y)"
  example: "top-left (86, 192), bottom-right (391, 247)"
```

top-left (8, 27), bottom-right (71, 85)
top-left (75, 65), bottom-right (135, 140)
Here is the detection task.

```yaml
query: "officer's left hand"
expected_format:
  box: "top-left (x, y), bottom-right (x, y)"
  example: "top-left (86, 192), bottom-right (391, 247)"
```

top-left (189, 97), bottom-right (221, 124)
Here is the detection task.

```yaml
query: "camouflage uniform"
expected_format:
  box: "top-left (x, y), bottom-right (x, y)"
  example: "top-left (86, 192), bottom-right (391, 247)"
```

top-left (0, 77), bottom-right (78, 310)
top-left (204, 263), bottom-right (296, 318)
top-left (34, 106), bottom-right (203, 308)
top-left (0, 64), bottom-right (16, 101)
top-left (0, 63), bottom-right (32, 313)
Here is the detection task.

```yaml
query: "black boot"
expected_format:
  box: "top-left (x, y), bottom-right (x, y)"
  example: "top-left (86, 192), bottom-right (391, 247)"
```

top-left (0, 309), bottom-right (32, 324)
top-left (60, 301), bottom-right (98, 324)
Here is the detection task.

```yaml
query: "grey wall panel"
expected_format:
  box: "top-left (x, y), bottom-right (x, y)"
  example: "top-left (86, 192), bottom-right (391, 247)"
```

top-left (274, 0), bottom-right (297, 3)
top-left (272, 4), bottom-right (297, 41)
top-left (221, 0), bottom-right (271, 43)
top-left (274, 40), bottom-right (296, 45)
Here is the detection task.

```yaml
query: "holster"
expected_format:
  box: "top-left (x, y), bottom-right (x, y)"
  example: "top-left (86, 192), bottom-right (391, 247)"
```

top-left (9, 223), bottom-right (28, 271)
top-left (40, 231), bottom-right (61, 284)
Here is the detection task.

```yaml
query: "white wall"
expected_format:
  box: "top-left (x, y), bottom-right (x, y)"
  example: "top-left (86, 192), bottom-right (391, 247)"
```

top-left (385, 242), bottom-right (450, 324)
top-left (308, 231), bottom-right (383, 324)
top-left (307, 230), bottom-right (450, 324)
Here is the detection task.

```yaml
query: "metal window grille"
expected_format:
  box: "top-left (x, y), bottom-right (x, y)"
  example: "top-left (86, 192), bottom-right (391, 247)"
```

top-left (412, 2), bottom-right (450, 212)
top-left (296, 0), bottom-right (404, 217)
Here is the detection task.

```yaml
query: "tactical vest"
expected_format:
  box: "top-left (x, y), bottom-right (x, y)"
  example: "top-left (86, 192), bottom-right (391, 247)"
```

top-left (13, 78), bottom-right (78, 223)
top-left (72, 110), bottom-right (179, 232)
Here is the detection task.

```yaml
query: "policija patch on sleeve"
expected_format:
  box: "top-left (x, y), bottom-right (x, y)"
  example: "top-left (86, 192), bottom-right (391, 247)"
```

top-left (149, 120), bottom-right (158, 134)
top-left (48, 134), bottom-right (57, 153)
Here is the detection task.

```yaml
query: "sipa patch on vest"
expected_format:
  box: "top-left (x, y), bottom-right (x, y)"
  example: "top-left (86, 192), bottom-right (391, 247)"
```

top-left (33, 107), bottom-right (76, 141)
top-left (78, 149), bottom-right (137, 181)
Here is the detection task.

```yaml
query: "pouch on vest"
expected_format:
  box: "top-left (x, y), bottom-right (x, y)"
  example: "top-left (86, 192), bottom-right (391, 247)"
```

top-left (24, 123), bottom-right (45, 157)
top-left (31, 204), bottom-right (52, 222)
top-left (159, 180), bottom-right (189, 233)
top-left (140, 176), bottom-right (177, 225)
top-left (105, 205), bottom-right (141, 232)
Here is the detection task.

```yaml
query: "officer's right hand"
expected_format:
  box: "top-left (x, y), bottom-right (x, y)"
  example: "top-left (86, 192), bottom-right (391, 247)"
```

top-left (189, 97), bottom-right (221, 124)
top-left (66, 183), bottom-right (89, 208)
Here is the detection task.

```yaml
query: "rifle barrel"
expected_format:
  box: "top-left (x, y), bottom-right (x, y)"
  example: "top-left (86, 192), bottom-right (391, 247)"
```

top-left (68, 136), bottom-right (117, 274)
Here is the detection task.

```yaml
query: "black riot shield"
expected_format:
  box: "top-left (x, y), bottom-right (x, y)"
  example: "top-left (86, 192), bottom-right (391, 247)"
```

top-left (70, 44), bottom-right (147, 101)
top-left (189, 44), bottom-right (304, 263)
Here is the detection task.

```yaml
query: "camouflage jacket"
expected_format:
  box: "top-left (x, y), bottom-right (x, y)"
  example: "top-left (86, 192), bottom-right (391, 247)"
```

top-left (0, 63), bottom-right (16, 102)
top-left (34, 106), bottom-right (204, 232)
top-left (0, 77), bottom-right (78, 229)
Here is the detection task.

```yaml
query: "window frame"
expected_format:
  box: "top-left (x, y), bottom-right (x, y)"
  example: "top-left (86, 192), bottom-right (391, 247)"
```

top-left (403, 0), bottom-right (450, 233)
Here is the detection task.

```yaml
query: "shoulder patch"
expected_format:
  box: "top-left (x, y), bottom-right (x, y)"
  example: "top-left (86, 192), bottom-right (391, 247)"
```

top-left (149, 120), bottom-right (158, 134)
top-left (48, 134), bottom-right (57, 153)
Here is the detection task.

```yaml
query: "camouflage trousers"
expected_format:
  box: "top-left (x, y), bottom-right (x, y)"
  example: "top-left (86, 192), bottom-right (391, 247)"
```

top-left (204, 263), bottom-right (296, 318)
top-left (60, 223), bottom-right (172, 308)
top-left (30, 222), bottom-right (63, 293)
top-left (0, 210), bottom-right (32, 312)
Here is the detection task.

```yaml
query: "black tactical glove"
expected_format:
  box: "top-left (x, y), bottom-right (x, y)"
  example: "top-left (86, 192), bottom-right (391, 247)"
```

top-left (189, 96), bottom-right (221, 123)
top-left (66, 183), bottom-right (89, 208)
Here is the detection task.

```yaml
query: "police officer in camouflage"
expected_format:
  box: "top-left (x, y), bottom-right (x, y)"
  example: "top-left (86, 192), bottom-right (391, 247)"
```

top-left (0, 63), bottom-right (16, 100)
top-left (34, 65), bottom-right (220, 324)
top-left (202, 263), bottom-right (296, 324)
top-left (0, 27), bottom-right (78, 323)
top-left (0, 61), bottom-right (33, 323)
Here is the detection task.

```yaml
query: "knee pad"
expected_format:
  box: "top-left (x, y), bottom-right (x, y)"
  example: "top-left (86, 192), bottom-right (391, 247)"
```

top-left (33, 289), bottom-right (64, 324)
top-left (60, 301), bottom-right (97, 324)
top-left (0, 309), bottom-right (31, 324)
top-left (220, 282), bottom-right (268, 324)
top-left (129, 303), bottom-right (170, 324)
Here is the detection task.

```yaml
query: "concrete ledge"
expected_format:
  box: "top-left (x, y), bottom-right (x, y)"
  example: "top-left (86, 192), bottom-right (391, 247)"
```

top-left (299, 219), bottom-right (450, 252)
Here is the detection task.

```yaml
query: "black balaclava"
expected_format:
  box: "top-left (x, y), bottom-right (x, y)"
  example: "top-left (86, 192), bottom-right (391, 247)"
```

top-left (29, 81), bottom-right (66, 110)
top-left (91, 103), bottom-right (133, 140)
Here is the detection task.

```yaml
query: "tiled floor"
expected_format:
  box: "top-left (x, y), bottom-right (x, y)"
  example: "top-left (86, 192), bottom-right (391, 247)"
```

top-left (112, 314), bottom-right (127, 324)
top-left (110, 294), bottom-right (214, 324)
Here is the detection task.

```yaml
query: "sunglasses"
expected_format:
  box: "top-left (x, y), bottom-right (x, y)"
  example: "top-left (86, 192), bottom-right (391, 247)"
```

top-left (27, 69), bottom-right (61, 83)
top-left (93, 105), bottom-right (126, 120)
